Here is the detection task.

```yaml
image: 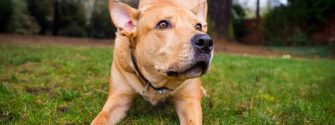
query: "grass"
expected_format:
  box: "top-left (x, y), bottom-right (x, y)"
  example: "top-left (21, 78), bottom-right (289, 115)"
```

top-left (0, 43), bottom-right (334, 125)
top-left (269, 44), bottom-right (335, 58)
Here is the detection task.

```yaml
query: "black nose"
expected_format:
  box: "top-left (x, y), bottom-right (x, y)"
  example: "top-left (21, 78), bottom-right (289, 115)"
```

top-left (191, 34), bottom-right (213, 53)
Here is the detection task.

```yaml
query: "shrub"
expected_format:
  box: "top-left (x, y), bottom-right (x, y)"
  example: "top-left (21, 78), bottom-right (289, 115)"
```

top-left (7, 0), bottom-right (40, 35)
top-left (261, 0), bottom-right (335, 46)
top-left (232, 4), bottom-right (248, 40)
top-left (57, 0), bottom-right (87, 37)
top-left (0, 0), bottom-right (13, 32)
top-left (89, 1), bottom-right (116, 39)
top-left (59, 24), bottom-right (87, 37)
top-left (26, 0), bottom-right (53, 35)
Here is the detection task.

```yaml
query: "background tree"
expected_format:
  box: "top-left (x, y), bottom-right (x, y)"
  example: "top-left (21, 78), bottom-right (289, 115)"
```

top-left (57, 0), bottom-right (87, 37)
top-left (89, 0), bottom-right (116, 38)
top-left (232, 4), bottom-right (248, 40)
top-left (208, 0), bottom-right (232, 38)
top-left (53, 0), bottom-right (60, 35)
top-left (27, 0), bottom-right (53, 35)
top-left (262, 0), bottom-right (335, 45)
top-left (0, 0), bottom-right (13, 32)
top-left (256, 0), bottom-right (260, 25)
top-left (7, 0), bottom-right (40, 35)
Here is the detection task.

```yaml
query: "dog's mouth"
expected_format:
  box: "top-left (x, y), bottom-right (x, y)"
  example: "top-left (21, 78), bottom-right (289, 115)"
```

top-left (167, 61), bottom-right (209, 78)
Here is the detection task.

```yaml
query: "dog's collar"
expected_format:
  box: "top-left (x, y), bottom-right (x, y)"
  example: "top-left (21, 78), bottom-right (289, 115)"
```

top-left (130, 50), bottom-right (172, 94)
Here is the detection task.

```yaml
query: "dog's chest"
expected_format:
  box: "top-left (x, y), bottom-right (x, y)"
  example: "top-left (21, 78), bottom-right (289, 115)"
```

top-left (141, 89), bottom-right (172, 105)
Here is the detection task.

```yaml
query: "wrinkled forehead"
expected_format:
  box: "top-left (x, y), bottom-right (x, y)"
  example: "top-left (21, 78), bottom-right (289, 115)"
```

top-left (138, 6), bottom-right (199, 25)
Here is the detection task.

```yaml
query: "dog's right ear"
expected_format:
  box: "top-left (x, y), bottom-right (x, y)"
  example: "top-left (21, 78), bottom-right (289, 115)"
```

top-left (109, 0), bottom-right (139, 37)
top-left (191, 0), bottom-right (208, 32)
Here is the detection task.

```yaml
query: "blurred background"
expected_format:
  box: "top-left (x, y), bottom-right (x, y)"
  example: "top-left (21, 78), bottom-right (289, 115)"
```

top-left (0, 0), bottom-right (334, 52)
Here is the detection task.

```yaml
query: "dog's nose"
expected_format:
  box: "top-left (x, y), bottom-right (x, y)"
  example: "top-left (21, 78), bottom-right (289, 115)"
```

top-left (192, 34), bottom-right (213, 53)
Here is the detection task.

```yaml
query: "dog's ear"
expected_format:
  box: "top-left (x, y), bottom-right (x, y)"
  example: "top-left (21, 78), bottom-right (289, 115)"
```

top-left (109, 0), bottom-right (139, 37)
top-left (192, 0), bottom-right (208, 32)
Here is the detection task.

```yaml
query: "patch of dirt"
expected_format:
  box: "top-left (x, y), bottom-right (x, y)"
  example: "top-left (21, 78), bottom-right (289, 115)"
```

top-left (0, 110), bottom-right (17, 122)
top-left (214, 38), bottom-right (285, 57)
top-left (25, 87), bottom-right (51, 94)
top-left (57, 106), bottom-right (70, 113)
top-left (0, 34), bottom-right (286, 57)
top-left (0, 34), bottom-right (113, 47)
top-left (236, 102), bottom-right (253, 115)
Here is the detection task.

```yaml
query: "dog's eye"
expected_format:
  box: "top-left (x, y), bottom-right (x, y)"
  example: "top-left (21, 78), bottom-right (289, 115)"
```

top-left (156, 20), bottom-right (170, 29)
top-left (195, 23), bottom-right (202, 31)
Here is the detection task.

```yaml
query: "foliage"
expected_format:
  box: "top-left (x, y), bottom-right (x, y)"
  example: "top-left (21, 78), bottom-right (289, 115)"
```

top-left (89, 1), bottom-right (116, 39)
top-left (208, 0), bottom-right (232, 37)
top-left (1, 43), bottom-right (334, 124)
top-left (59, 23), bottom-right (87, 37)
top-left (26, 0), bottom-right (53, 35)
top-left (262, 0), bottom-right (335, 46)
top-left (57, 0), bottom-right (87, 37)
top-left (26, 0), bottom-right (117, 38)
top-left (7, 0), bottom-right (40, 35)
top-left (232, 4), bottom-right (248, 40)
top-left (0, 0), bottom-right (13, 32)
top-left (206, 18), bottom-right (216, 35)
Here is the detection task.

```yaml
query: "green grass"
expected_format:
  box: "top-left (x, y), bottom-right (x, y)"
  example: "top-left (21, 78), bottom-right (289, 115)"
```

top-left (0, 43), bottom-right (334, 125)
top-left (269, 44), bottom-right (335, 58)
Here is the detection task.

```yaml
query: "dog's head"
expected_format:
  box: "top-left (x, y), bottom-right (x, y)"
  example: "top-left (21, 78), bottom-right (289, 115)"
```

top-left (109, 0), bottom-right (213, 80)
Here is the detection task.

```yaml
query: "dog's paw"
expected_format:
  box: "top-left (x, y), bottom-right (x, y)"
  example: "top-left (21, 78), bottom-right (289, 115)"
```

top-left (201, 86), bottom-right (208, 97)
top-left (91, 111), bottom-right (108, 125)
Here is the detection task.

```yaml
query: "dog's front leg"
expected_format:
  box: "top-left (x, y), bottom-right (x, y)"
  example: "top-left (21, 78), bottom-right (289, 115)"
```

top-left (91, 74), bottom-right (135, 125)
top-left (91, 61), bottom-right (136, 125)
top-left (174, 98), bottom-right (202, 125)
top-left (172, 80), bottom-right (203, 125)
top-left (91, 92), bottom-right (134, 125)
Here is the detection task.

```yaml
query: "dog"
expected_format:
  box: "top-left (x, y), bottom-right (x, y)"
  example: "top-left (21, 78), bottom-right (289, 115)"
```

top-left (91, 0), bottom-right (213, 124)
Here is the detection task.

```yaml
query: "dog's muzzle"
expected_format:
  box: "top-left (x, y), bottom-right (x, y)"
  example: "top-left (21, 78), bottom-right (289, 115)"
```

top-left (167, 34), bottom-right (213, 78)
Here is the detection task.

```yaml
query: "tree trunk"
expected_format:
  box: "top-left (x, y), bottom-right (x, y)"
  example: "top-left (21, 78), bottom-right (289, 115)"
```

top-left (256, 0), bottom-right (260, 26)
top-left (52, 0), bottom-right (59, 35)
top-left (208, 0), bottom-right (232, 38)
top-left (89, 0), bottom-right (98, 37)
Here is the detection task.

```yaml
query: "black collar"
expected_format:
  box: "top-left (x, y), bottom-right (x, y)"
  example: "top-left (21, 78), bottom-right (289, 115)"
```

top-left (130, 50), bottom-right (172, 94)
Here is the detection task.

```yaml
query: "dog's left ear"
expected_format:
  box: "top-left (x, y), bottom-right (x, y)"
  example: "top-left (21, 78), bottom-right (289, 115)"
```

top-left (109, 0), bottom-right (139, 37)
top-left (192, 0), bottom-right (208, 32)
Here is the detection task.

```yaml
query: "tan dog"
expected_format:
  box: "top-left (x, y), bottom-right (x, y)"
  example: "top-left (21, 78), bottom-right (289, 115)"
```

top-left (91, 0), bottom-right (213, 124)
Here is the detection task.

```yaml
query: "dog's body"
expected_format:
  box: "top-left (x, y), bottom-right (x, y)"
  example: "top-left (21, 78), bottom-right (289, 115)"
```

top-left (92, 0), bottom-right (213, 124)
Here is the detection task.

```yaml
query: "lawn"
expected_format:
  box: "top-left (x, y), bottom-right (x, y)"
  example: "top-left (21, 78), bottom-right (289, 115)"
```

top-left (0, 43), bottom-right (334, 125)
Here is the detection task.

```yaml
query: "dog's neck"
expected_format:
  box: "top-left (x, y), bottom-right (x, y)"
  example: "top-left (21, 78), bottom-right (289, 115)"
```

top-left (130, 49), bottom-right (172, 94)
top-left (126, 37), bottom-right (171, 94)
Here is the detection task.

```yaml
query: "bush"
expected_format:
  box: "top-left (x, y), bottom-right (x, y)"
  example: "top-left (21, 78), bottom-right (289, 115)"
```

top-left (0, 0), bottom-right (13, 32)
top-left (89, 1), bottom-right (116, 39)
top-left (57, 0), bottom-right (87, 37)
top-left (27, 0), bottom-right (53, 35)
top-left (261, 0), bottom-right (335, 46)
top-left (261, 6), bottom-right (291, 45)
top-left (232, 4), bottom-right (248, 40)
top-left (7, 0), bottom-right (40, 35)
top-left (59, 24), bottom-right (87, 37)
top-left (288, 32), bottom-right (311, 46)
